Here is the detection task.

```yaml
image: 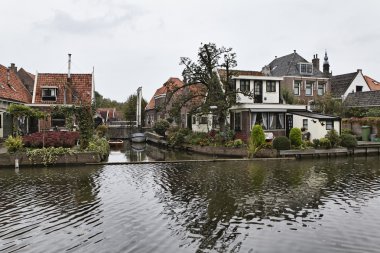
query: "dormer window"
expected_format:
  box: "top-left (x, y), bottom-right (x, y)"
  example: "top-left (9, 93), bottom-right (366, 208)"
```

top-left (299, 63), bottom-right (313, 75)
top-left (42, 87), bottom-right (57, 101)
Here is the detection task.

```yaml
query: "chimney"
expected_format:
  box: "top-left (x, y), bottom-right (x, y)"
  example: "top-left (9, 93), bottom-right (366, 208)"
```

top-left (357, 69), bottom-right (362, 73)
top-left (68, 53), bottom-right (72, 79)
top-left (6, 68), bottom-right (10, 85)
top-left (312, 54), bottom-right (320, 71)
top-left (9, 63), bottom-right (17, 72)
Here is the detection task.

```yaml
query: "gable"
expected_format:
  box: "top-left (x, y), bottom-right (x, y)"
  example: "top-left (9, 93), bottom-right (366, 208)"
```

top-left (33, 73), bottom-right (93, 105)
top-left (0, 64), bottom-right (32, 104)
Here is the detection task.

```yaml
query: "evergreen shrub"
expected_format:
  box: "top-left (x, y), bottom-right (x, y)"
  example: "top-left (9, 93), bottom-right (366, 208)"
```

top-left (325, 129), bottom-right (340, 148)
top-left (272, 136), bottom-right (291, 150)
top-left (289, 128), bottom-right (302, 147)
top-left (153, 120), bottom-right (170, 136)
top-left (312, 138), bottom-right (320, 148)
top-left (340, 134), bottom-right (358, 148)
top-left (319, 138), bottom-right (331, 149)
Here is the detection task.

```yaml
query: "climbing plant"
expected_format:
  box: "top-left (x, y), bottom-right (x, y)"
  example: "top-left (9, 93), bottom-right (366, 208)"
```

top-left (52, 104), bottom-right (95, 149)
top-left (7, 104), bottom-right (46, 136)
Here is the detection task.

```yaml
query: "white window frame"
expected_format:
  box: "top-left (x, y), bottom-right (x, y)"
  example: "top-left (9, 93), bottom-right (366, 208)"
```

top-left (293, 81), bottom-right (301, 96)
top-left (326, 121), bottom-right (333, 130)
top-left (305, 81), bottom-right (314, 96)
top-left (266, 81), bottom-right (276, 92)
top-left (42, 88), bottom-right (57, 101)
top-left (299, 63), bottom-right (313, 75)
top-left (303, 119), bottom-right (308, 129)
top-left (240, 80), bottom-right (250, 92)
top-left (317, 82), bottom-right (325, 96)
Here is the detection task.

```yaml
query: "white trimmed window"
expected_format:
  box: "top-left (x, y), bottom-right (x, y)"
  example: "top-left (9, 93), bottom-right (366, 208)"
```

top-left (293, 81), bottom-right (301, 96)
top-left (303, 119), bottom-right (308, 129)
top-left (318, 82), bottom-right (325, 96)
top-left (240, 80), bottom-right (250, 92)
top-left (299, 63), bottom-right (313, 75)
top-left (266, 81), bottom-right (276, 92)
top-left (42, 88), bottom-right (57, 101)
top-left (326, 121), bottom-right (333, 130)
top-left (305, 81), bottom-right (314, 96)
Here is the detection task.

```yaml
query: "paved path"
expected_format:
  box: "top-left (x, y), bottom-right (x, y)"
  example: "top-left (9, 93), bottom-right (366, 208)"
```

top-left (0, 144), bottom-right (7, 154)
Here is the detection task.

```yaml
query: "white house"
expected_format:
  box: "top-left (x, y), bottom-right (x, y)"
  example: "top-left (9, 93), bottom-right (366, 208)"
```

top-left (330, 69), bottom-right (370, 100)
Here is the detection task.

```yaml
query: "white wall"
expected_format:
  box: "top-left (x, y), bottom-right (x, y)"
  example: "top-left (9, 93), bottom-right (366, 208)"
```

top-left (293, 114), bottom-right (340, 140)
top-left (263, 80), bottom-right (280, 103)
top-left (235, 79), bottom-right (280, 104)
top-left (343, 71), bottom-right (370, 99)
top-left (0, 111), bottom-right (3, 138)
top-left (191, 114), bottom-right (213, 133)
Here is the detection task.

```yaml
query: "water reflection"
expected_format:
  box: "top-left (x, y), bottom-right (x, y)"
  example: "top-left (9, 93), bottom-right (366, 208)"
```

top-left (1, 158), bottom-right (380, 252)
top-left (107, 141), bottom-right (212, 163)
top-left (154, 158), bottom-right (380, 252)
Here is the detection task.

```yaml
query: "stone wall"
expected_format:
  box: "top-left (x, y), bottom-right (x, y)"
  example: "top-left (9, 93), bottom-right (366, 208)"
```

top-left (187, 145), bottom-right (247, 158)
top-left (0, 151), bottom-right (101, 168)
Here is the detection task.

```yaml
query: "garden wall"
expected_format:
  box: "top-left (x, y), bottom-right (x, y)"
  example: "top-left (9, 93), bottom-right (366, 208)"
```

top-left (0, 152), bottom-right (101, 168)
top-left (186, 145), bottom-right (247, 158)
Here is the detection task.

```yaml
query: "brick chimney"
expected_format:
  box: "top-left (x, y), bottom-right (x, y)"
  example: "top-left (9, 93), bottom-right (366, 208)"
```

top-left (9, 63), bottom-right (17, 72)
top-left (312, 54), bottom-right (320, 71)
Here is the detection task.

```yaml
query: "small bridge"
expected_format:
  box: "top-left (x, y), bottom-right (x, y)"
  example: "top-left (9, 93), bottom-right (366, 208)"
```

top-left (107, 121), bottom-right (149, 139)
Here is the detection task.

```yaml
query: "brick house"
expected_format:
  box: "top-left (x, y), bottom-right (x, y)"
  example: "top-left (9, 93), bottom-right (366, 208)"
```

top-left (262, 50), bottom-right (331, 104)
top-left (145, 77), bottom-right (205, 129)
top-left (29, 72), bottom-right (94, 131)
top-left (0, 64), bottom-right (32, 138)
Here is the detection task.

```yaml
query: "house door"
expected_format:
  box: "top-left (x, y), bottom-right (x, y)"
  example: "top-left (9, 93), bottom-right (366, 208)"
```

top-left (187, 114), bottom-right (192, 130)
top-left (254, 81), bottom-right (263, 103)
top-left (286, 114), bottom-right (293, 137)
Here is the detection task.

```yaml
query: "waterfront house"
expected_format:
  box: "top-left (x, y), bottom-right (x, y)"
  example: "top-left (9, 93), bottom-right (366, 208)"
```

top-left (227, 69), bottom-right (340, 141)
top-left (29, 71), bottom-right (94, 131)
top-left (330, 69), bottom-right (370, 100)
top-left (145, 77), bottom-right (204, 129)
top-left (96, 108), bottom-right (122, 124)
top-left (262, 50), bottom-right (331, 104)
top-left (0, 64), bottom-right (33, 138)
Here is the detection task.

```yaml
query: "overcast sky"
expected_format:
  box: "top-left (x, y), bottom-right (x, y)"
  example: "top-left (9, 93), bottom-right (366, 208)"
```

top-left (2, 0), bottom-right (380, 102)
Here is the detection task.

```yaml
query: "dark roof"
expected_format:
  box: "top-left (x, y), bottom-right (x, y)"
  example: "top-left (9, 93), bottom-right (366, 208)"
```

top-left (291, 111), bottom-right (340, 120)
top-left (330, 72), bottom-right (358, 98)
top-left (218, 69), bottom-right (263, 77)
top-left (266, 52), bottom-right (325, 77)
top-left (344, 90), bottom-right (380, 107)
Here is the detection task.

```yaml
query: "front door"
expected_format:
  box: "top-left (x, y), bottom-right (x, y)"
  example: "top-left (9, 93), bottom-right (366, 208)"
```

top-left (286, 114), bottom-right (293, 137)
top-left (254, 81), bottom-right (263, 103)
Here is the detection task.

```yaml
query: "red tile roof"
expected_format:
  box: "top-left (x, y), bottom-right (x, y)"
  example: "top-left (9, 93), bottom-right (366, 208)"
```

top-left (145, 77), bottom-right (184, 110)
top-left (33, 73), bottom-right (93, 105)
top-left (365, 75), bottom-right (380, 91)
top-left (0, 64), bottom-right (32, 103)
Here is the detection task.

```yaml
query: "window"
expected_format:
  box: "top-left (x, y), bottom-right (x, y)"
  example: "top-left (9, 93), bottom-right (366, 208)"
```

top-left (0, 114), bottom-right (2, 128)
top-left (268, 113), bottom-right (285, 130)
top-left (293, 81), bottom-right (301, 95)
top-left (266, 81), bottom-right (276, 92)
top-left (200, 116), bottom-right (208, 124)
top-left (240, 80), bottom-right (250, 92)
top-left (305, 81), bottom-right (314, 96)
top-left (299, 63), bottom-right (313, 74)
top-left (318, 82), bottom-right (325, 96)
top-left (326, 121), bottom-right (333, 130)
top-left (192, 116), bottom-right (196, 124)
top-left (234, 112), bottom-right (241, 131)
top-left (252, 112), bottom-right (285, 130)
top-left (356, 86), bottom-right (363, 92)
top-left (303, 119), bottom-right (308, 129)
top-left (42, 88), bottom-right (57, 101)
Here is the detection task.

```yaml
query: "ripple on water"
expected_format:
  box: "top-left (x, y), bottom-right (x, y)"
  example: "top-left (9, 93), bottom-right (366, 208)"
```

top-left (1, 158), bottom-right (380, 252)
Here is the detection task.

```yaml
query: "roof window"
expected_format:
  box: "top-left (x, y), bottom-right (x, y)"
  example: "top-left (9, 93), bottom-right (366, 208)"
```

top-left (299, 63), bottom-right (313, 75)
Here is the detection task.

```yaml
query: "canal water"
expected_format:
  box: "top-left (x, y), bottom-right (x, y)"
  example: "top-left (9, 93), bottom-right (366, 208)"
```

top-left (1, 149), bottom-right (380, 252)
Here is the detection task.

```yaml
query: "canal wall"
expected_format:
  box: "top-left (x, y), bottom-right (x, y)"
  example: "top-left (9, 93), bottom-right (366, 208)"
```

top-left (185, 145), bottom-right (248, 158)
top-left (0, 152), bottom-right (101, 168)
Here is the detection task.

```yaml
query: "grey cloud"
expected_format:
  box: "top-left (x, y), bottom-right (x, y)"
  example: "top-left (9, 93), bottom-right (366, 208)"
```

top-left (35, 4), bottom-right (144, 35)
